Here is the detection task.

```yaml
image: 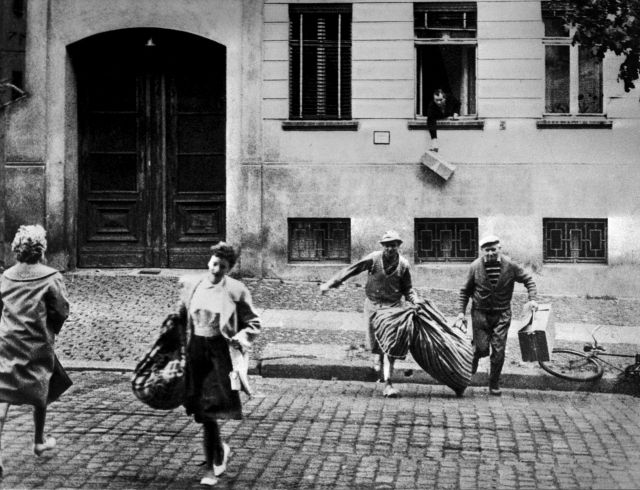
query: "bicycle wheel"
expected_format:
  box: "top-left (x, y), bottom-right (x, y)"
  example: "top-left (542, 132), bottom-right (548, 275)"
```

top-left (538, 348), bottom-right (604, 382)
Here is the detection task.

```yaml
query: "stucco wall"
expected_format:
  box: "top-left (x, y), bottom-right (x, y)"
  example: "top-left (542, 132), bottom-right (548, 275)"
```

top-left (259, 0), bottom-right (640, 283)
top-left (3, 0), bottom-right (262, 269)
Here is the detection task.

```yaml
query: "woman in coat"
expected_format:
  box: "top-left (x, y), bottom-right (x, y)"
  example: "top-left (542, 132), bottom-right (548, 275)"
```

top-left (0, 225), bottom-right (71, 476)
top-left (179, 242), bottom-right (261, 486)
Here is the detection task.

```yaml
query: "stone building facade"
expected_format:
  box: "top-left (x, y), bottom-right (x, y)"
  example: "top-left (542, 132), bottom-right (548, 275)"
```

top-left (1, 0), bottom-right (639, 286)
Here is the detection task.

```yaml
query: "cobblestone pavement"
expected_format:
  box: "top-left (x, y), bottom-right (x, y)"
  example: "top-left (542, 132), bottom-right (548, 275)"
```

top-left (59, 275), bottom-right (640, 366)
top-left (1, 373), bottom-right (639, 489)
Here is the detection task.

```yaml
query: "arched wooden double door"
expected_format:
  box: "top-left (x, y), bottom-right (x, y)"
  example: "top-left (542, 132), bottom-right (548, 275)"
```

top-left (72, 29), bottom-right (226, 268)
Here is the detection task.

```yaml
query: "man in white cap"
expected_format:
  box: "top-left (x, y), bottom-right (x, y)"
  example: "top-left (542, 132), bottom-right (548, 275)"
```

top-left (320, 230), bottom-right (418, 397)
top-left (455, 235), bottom-right (538, 396)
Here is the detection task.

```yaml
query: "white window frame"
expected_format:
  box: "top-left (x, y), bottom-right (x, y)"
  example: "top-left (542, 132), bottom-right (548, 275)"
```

top-left (543, 27), bottom-right (604, 116)
top-left (415, 39), bottom-right (478, 118)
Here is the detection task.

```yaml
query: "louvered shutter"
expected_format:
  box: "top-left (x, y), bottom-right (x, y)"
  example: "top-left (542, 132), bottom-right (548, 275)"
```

top-left (289, 4), bottom-right (352, 120)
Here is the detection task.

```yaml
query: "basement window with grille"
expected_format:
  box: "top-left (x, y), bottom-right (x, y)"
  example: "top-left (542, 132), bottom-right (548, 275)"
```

top-left (288, 4), bottom-right (352, 123)
top-left (288, 218), bottom-right (351, 262)
top-left (415, 218), bottom-right (478, 263)
top-left (543, 218), bottom-right (607, 263)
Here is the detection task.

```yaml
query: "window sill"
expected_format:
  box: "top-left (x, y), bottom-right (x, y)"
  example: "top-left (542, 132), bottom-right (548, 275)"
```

top-left (282, 120), bottom-right (359, 131)
top-left (288, 261), bottom-right (351, 266)
top-left (415, 261), bottom-right (476, 267)
top-left (536, 118), bottom-right (612, 129)
top-left (408, 119), bottom-right (485, 130)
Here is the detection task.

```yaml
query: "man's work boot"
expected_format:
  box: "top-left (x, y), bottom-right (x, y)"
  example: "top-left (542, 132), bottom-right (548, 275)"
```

top-left (489, 362), bottom-right (503, 396)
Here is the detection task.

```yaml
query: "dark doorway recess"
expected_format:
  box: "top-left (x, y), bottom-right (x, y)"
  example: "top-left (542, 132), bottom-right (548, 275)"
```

top-left (71, 28), bottom-right (226, 268)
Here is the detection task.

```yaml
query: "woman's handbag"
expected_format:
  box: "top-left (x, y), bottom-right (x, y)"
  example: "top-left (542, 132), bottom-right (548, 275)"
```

top-left (131, 313), bottom-right (187, 410)
top-left (47, 355), bottom-right (73, 404)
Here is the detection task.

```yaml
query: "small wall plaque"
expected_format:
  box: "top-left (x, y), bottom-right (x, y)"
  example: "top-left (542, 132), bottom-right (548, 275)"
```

top-left (373, 131), bottom-right (390, 145)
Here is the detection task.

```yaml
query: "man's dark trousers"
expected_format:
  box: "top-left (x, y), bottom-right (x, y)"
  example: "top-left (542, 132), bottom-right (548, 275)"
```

top-left (471, 309), bottom-right (512, 388)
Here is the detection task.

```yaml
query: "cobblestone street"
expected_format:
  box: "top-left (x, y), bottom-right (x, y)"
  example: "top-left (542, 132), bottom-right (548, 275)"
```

top-left (1, 372), bottom-right (639, 489)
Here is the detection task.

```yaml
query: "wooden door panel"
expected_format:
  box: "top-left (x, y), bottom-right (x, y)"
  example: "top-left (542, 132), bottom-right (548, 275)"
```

top-left (166, 45), bottom-right (226, 268)
top-left (76, 30), bottom-right (226, 268)
top-left (86, 200), bottom-right (140, 242)
top-left (77, 51), bottom-right (146, 267)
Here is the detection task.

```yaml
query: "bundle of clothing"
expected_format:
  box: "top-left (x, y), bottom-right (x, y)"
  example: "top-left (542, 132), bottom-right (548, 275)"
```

top-left (372, 299), bottom-right (474, 395)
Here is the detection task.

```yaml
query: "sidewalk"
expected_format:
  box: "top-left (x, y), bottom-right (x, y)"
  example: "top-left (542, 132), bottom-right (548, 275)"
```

top-left (254, 308), bottom-right (640, 395)
top-left (55, 272), bottom-right (640, 396)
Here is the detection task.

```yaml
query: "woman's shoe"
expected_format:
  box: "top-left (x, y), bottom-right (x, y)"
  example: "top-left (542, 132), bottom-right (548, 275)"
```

top-left (200, 470), bottom-right (218, 486)
top-left (213, 443), bottom-right (231, 476)
top-left (383, 385), bottom-right (399, 398)
top-left (33, 436), bottom-right (56, 457)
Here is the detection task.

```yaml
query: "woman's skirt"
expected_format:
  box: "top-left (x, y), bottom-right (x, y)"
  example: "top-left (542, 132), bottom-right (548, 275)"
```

top-left (185, 335), bottom-right (242, 423)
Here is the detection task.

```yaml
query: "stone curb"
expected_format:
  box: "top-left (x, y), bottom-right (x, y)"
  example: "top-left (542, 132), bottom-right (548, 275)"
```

top-left (258, 357), bottom-right (640, 396)
top-left (60, 357), bottom-right (639, 396)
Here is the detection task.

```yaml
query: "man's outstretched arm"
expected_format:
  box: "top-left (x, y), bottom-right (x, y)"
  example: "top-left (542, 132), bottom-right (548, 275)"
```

top-left (320, 254), bottom-right (375, 294)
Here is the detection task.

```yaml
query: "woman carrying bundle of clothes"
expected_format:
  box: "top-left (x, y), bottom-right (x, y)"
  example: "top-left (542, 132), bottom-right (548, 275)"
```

top-left (179, 242), bottom-right (261, 487)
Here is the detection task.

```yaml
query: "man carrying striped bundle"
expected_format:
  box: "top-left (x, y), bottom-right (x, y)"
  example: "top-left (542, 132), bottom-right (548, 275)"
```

top-left (320, 230), bottom-right (418, 398)
top-left (455, 235), bottom-right (538, 396)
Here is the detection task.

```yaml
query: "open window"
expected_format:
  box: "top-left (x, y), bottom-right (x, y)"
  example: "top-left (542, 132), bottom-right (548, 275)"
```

top-left (414, 2), bottom-right (477, 117)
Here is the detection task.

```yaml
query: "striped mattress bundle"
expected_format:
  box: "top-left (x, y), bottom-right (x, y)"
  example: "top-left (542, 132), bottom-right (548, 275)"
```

top-left (372, 300), bottom-right (474, 394)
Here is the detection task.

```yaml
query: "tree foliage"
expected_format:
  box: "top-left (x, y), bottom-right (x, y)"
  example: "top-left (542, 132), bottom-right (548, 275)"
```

top-left (566, 0), bottom-right (640, 92)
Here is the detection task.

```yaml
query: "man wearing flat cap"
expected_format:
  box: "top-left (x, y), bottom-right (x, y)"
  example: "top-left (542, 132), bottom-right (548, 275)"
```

top-left (320, 230), bottom-right (418, 397)
top-left (456, 235), bottom-right (538, 396)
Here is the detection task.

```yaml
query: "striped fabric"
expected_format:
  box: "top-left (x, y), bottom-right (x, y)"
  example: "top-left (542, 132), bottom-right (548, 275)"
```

top-left (371, 301), bottom-right (474, 394)
top-left (484, 262), bottom-right (501, 287)
top-left (372, 306), bottom-right (414, 359)
top-left (409, 301), bottom-right (474, 393)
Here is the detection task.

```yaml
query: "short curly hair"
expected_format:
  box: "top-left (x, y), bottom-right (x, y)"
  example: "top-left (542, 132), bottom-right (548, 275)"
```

top-left (210, 242), bottom-right (238, 270)
top-left (12, 225), bottom-right (47, 264)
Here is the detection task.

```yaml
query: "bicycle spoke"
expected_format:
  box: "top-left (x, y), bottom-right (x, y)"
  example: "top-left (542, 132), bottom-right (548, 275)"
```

top-left (539, 349), bottom-right (604, 382)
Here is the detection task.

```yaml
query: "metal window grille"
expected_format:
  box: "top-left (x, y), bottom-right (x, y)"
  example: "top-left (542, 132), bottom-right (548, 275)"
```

top-left (289, 4), bottom-right (352, 120)
top-left (414, 3), bottom-right (477, 39)
top-left (288, 218), bottom-right (350, 262)
top-left (543, 218), bottom-right (607, 263)
top-left (415, 218), bottom-right (478, 263)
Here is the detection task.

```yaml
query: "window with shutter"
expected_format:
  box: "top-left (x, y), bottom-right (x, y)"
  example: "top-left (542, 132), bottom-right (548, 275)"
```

top-left (289, 4), bottom-right (352, 120)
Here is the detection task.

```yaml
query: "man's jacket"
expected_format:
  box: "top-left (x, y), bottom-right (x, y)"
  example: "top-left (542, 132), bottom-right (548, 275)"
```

top-left (458, 256), bottom-right (537, 313)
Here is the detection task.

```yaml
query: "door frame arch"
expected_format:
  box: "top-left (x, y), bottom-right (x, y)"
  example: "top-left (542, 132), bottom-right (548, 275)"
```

top-left (68, 28), bottom-right (227, 268)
